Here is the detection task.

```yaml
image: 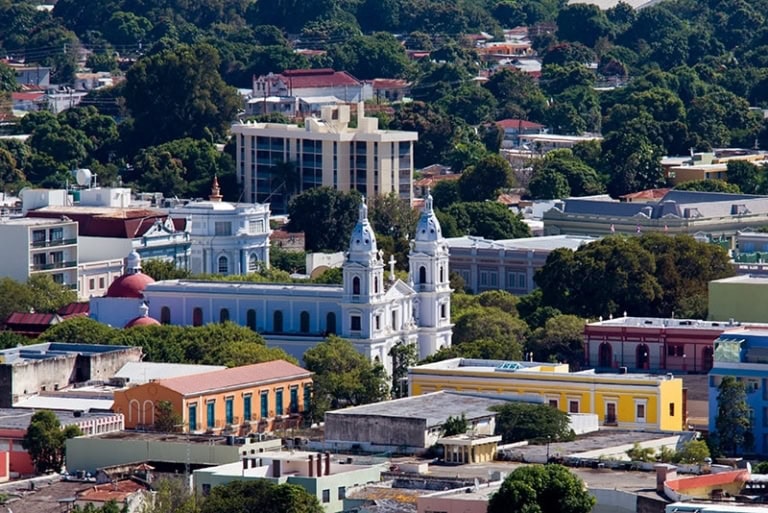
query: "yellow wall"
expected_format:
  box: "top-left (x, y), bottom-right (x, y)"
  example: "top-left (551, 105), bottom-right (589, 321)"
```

top-left (113, 376), bottom-right (313, 433)
top-left (410, 370), bottom-right (684, 431)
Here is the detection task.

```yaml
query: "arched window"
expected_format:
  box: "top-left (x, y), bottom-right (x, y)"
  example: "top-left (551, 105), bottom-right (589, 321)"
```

top-left (439, 266), bottom-right (444, 282)
top-left (160, 307), bottom-right (171, 325)
top-left (300, 311), bottom-right (310, 333)
top-left (220, 308), bottom-right (230, 323)
top-left (246, 309), bottom-right (256, 331)
top-left (352, 276), bottom-right (360, 295)
top-left (217, 255), bottom-right (229, 274)
top-left (636, 344), bottom-right (650, 370)
top-left (326, 312), bottom-right (337, 335)
top-left (248, 254), bottom-right (259, 273)
top-left (192, 307), bottom-right (203, 327)
top-left (419, 266), bottom-right (426, 284)
top-left (598, 343), bottom-right (612, 368)
top-left (273, 310), bottom-right (283, 333)
top-left (374, 277), bottom-right (379, 293)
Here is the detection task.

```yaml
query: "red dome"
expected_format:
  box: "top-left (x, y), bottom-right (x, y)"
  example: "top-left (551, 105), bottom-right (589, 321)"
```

top-left (106, 273), bottom-right (155, 298)
top-left (124, 315), bottom-right (161, 328)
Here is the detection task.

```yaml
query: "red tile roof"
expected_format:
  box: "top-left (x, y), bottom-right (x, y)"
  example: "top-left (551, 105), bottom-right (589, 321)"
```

top-left (5, 312), bottom-right (59, 326)
top-left (159, 360), bottom-right (312, 396)
top-left (372, 79), bottom-right (410, 89)
top-left (77, 479), bottom-right (148, 503)
top-left (619, 188), bottom-right (671, 201)
top-left (11, 92), bottom-right (44, 101)
top-left (57, 302), bottom-right (90, 318)
top-left (665, 469), bottom-right (749, 491)
top-left (414, 174), bottom-right (461, 188)
top-left (26, 209), bottom-right (186, 238)
top-left (276, 68), bottom-right (361, 89)
top-left (496, 119), bottom-right (545, 130)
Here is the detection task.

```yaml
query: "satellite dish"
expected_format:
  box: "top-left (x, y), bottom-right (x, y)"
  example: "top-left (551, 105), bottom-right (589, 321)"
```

top-left (75, 168), bottom-right (93, 187)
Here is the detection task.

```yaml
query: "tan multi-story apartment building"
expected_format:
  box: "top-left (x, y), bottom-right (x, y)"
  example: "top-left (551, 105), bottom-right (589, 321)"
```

top-left (232, 103), bottom-right (418, 213)
top-left (0, 217), bottom-right (78, 289)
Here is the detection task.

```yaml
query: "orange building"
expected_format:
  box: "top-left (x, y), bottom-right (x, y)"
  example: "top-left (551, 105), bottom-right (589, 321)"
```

top-left (113, 360), bottom-right (313, 434)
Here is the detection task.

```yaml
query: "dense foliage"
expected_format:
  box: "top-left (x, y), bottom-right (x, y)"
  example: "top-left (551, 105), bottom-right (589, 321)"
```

top-left (22, 410), bottom-right (82, 474)
top-left (488, 464), bottom-right (595, 513)
top-left (492, 402), bottom-right (575, 443)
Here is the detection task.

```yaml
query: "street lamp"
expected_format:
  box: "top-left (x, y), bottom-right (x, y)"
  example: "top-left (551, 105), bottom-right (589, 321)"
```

top-left (546, 435), bottom-right (551, 464)
top-left (682, 354), bottom-right (687, 373)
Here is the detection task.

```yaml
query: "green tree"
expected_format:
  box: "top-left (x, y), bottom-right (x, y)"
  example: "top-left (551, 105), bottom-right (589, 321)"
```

top-left (442, 414), bottom-right (468, 436)
top-left (0, 331), bottom-right (28, 349)
top-left (22, 410), bottom-right (82, 474)
top-left (38, 317), bottom-right (117, 344)
top-left (626, 442), bottom-right (657, 462)
top-left (327, 32), bottom-right (412, 80)
top-left (390, 103), bottom-right (457, 168)
top-left (0, 62), bottom-right (18, 93)
top-left (431, 181), bottom-right (461, 210)
top-left (714, 376), bottom-right (753, 455)
top-left (142, 477), bottom-right (197, 513)
top-left (141, 260), bottom-right (192, 281)
top-left (528, 168), bottom-right (571, 199)
top-left (556, 4), bottom-right (612, 47)
top-left (390, 342), bottom-right (418, 398)
top-left (675, 179), bottom-right (741, 193)
top-left (200, 479), bottom-right (323, 513)
top-left (445, 202), bottom-right (531, 240)
top-left (674, 439), bottom-right (711, 464)
top-left (483, 68), bottom-right (547, 121)
top-left (488, 465), bottom-right (594, 513)
top-left (286, 188), bottom-right (361, 252)
top-left (458, 154), bottom-right (515, 202)
top-left (438, 84), bottom-right (497, 125)
top-left (726, 160), bottom-right (763, 194)
top-left (270, 247), bottom-right (305, 274)
top-left (492, 403), bottom-right (574, 444)
top-left (303, 336), bottom-right (389, 419)
top-left (123, 43), bottom-right (241, 150)
top-left (528, 315), bottom-right (586, 368)
top-left (154, 401), bottom-right (182, 433)
top-left (453, 306), bottom-right (528, 350)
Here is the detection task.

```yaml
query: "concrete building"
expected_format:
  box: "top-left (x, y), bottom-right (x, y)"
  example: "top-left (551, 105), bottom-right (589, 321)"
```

top-left (169, 177), bottom-right (271, 275)
top-left (253, 68), bottom-right (372, 105)
top-left (66, 431), bottom-right (283, 475)
top-left (709, 275), bottom-right (768, 323)
top-left (0, 342), bottom-right (142, 408)
top-left (193, 450), bottom-right (386, 513)
top-left (139, 195), bottom-right (453, 371)
top-left (583, 316), bottom-right (746, 373)
top-left (8, 63), bottom-right (51, 87)
top-left (0, 217), bottom-right (78, 288)
top-left (409, 359), bottom-right (685, 431)
top-left (231, 103), bottom-right (418, 213)
top-left (0, 408), bottom-right (124, 476)
top-left (417, 481), bottom-right (502, 513)
top-left (111, 361), bottom-right (226, 386)
top-left (446, 235), bottom-right (597, 294)
top-left (709, 330), bottom-right (768, 455)
top-left (497, 118), bottom-right (546, 149)
top-left (323, 391), bottom-right (508, 453)
top-left (112, 360), bottom-right (312, 433)
top-left (543, 190), bottom-right (768, 238)
top-left (23, 187), bottom-right (192, 270)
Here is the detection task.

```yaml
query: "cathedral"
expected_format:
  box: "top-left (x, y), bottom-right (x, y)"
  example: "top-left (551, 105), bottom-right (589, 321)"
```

top-left (92, 194), bottom-right (453, 372)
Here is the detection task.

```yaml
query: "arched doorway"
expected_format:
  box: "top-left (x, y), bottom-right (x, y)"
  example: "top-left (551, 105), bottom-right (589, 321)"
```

top-left (598, 342), bottom-right (613, 368)
top-left (636, 344), bottom-right (650, 370)
top-left (326, 312), bottom-right (337, 335)
top-left (192, 307), bottom-right (203, 327)
top-left (702, 346), bottom-right (714, 372)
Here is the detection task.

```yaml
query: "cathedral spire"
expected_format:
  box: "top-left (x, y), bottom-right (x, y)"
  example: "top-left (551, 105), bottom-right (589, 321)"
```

top-left (359, 196), bottom-right (368, 222)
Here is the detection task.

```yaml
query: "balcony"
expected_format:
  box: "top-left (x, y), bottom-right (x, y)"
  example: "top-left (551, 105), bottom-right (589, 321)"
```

top-left (31, 238), bottom-right (77, 248)
top-left (31, 260), bottom-right (77, 271)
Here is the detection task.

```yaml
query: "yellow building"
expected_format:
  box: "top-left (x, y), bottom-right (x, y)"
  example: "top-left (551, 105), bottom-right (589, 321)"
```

top-left (408, 359), bottom-right (684, 432)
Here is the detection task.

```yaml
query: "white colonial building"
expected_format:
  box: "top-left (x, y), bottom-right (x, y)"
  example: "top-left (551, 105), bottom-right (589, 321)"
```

top-left (125, 195), bottom-right (453, 371)
top-left (170, 177), bottom-right (271, 276)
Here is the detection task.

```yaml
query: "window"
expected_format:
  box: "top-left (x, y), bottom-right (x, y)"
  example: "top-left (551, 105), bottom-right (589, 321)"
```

top-left (374, 277), bottom-right (379, 293)
top-left (260, 392), bottom-right (269, 418)
top-left (193, 307), bottom-right (203, 327)
top-left (33, 253), bottom-right (46, 266)
top-left (375, 315), bottom-right (380, 330)
top-left (248, 253), bottom-right (259, 273)
top-left (549, 399), bottom-right (558, 408)
top-left (202, 484), bottom-right (211, 496)
top-left (440, 304), bottom-right (447, 319)
top-left (338, 486), bottom-right (346, 500)
top-left (275, 388), bottom-right (284, 416)
top-left (273, 310), bottom-right (283, 333)
top-left (214, 222), bottom-right (232, 236)
top-left (290, 386), bottom-right (299, 414)
top-left (352, 276), bottom-right (360, 295)
top-left (351, 315), bottom-right (361, 331)
top-left (244, 394), bottom-right (252, 421)
top-left (326, 312), bottom-right (336, 335)
top-left (50, 251), bottom-right (63, 264)
top-left (568, 400), bottom-right (579, 413)
top-left (89, 278), bottom-right (95, 289)
top-left (300, 311), bottom-right (310, 333)
top-left (99, 277), bottom-right (105, 288)
top-left (206, 401), bottom-right (215, 429)
top-left (219, 308), bottom-right (230, 323)
top-left (32, 229), bottom-right (45, 243)
top-left (392, 311), bottom-right (398, 330)
top-left (247, 309), bottom-right (256, 331)
top-left (419, 266), bottom-right (426, 284)
top-left (217, 255), bottom-right (229, 274)
top-left (439, 266), bottom-right (444, 282)
top-left (667, 345), bottom-right (676, 356)
top-left (188, 404), bottom-right (197, 431)
top-left (160, 307), bottom-right (171, 324)
top-left (517, 273), bottom-right (526, 289)
top-left (52, 273), bottom-right (64, 284)
top-left (636, 402), bottom-right (646, 422)
top-left (322, 489), bottom-right (330, 503)
top-left (225, 397), bottom-right (234, 425)
top-left (49, 227), bottom-right (63, 241)
top-left (669, 403), bottom-right (675, 417)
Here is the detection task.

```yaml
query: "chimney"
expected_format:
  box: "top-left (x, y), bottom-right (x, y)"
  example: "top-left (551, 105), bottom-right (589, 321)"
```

top-left (308, 454), bottom-right (314, 477)
top-left (316, 453), bottom-right (322, 477)
top-left (655, 464), bottom-right (677, 493)
top-left (324, 452), bottom-right (331, 476)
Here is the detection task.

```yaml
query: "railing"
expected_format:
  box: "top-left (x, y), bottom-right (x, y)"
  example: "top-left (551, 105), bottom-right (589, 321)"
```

top-left (31, 260), bottom-right (77, 271)
top-left (31, 238), bottom-right (77, 248)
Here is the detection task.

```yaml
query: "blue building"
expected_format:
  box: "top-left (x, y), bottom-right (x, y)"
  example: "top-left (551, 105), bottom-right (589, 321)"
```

top-left (708, 330), bottom-right (768, 454)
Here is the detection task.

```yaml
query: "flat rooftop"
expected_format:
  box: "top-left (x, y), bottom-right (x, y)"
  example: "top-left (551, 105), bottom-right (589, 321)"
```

top-left (712, 274), bottom-right (768, 284)
top-left (0, 217), bottom-right (72, 226)
top-left (90, 431), bottom-right (279, 445)
top-left (326, 391), bottom-right (511, 428)
top-left (113, 362), bottom-right (226, 385)
top-left (0, 408), bottom-right (119, 430)
top-left (0, 342), bottom-right (135, 365)
top-left (14, 396), bottom-right (114, 412)
top-left (445, 235), bottom-right (597, 252)
top-left (587, 316), bottom-right (746, 330)
top-left (146, 279), bottom-right (343, 295)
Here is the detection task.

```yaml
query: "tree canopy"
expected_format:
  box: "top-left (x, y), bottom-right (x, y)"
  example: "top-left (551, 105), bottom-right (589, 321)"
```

top-left (200, 480), bottom-right (323, 513)
top-left (22, 410), bottom-right (82, 474)
top-left (488, 465), bottom-right (595, 513)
